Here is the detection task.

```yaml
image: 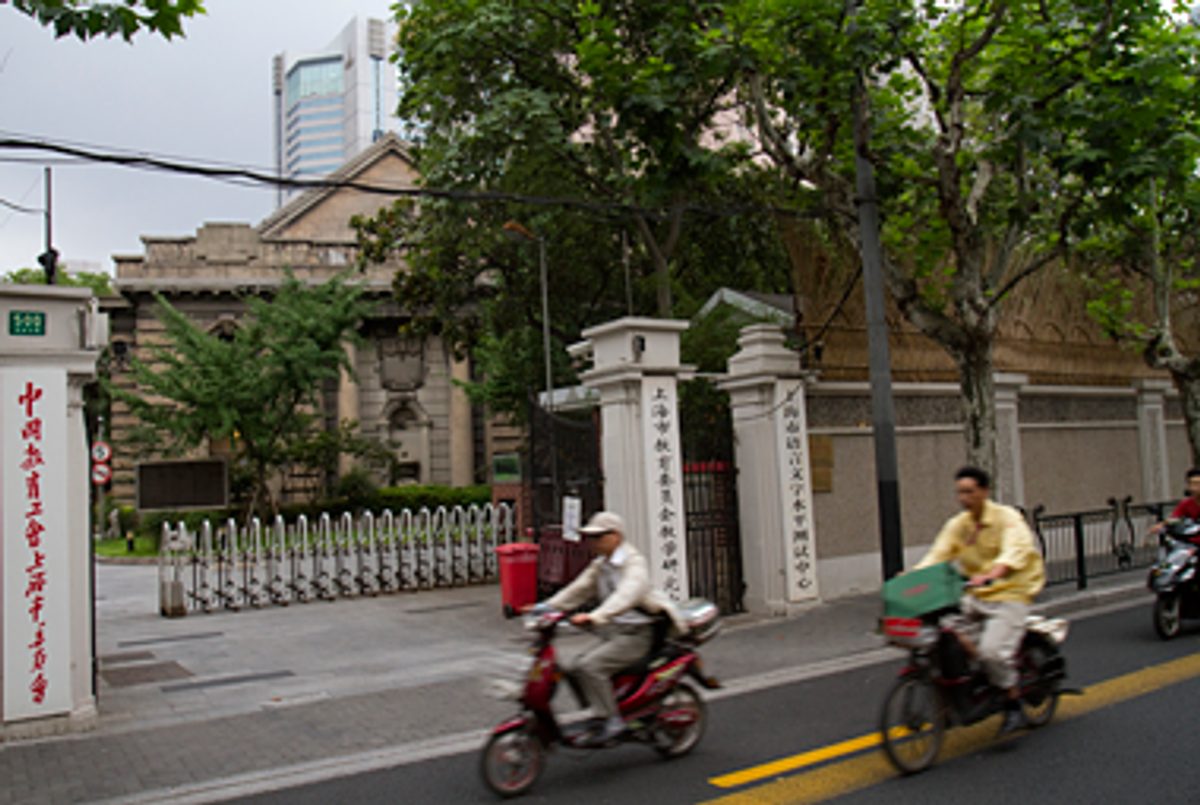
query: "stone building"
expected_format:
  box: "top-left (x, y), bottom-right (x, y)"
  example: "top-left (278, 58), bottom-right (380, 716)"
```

top-left (105, 134), bottom-right (494, 506)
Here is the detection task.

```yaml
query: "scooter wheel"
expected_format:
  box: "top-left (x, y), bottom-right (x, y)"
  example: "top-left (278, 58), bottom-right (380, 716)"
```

top-left (1154, 593), bottom-right (1183, 640)
top-left (480, 727), bottom-right (545, 798)
top-left (880, 673), bottom-right (944, 775)
top-left (652, 682), bottom-right (707, 758)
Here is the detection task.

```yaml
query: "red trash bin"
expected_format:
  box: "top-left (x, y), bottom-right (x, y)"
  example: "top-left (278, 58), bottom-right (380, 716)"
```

top-left (495, 542), bottom-right (540, 618)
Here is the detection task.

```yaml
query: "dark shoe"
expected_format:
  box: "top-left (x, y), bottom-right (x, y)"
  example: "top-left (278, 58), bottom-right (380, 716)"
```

top-left (998, 702), bottom-right (1028, 735)
top-left (566, 716), bottom-right (605, 737)
top-left (583, 718), bottom-right (625, 747)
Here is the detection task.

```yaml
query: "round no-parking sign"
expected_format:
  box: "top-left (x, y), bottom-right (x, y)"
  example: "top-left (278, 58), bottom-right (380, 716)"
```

top-left (91, 441), bottom-right (112, 464)
top-left (91, 463), bottom-right (112, 485)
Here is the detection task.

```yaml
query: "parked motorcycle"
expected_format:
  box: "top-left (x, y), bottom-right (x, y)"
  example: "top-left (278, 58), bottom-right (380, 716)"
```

top-left (480, 600), bottom-right (722, 798)
top-left (1148, 518), bottom-right (1200, 639)
top-left (879, 600), bottom-right (1071, 774)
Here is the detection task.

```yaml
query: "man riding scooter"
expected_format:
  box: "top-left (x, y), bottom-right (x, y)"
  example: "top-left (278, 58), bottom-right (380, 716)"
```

top-left (915, 466), bottom-right (1046, 735)
top-left (523, 511), bottom-right (686, 747)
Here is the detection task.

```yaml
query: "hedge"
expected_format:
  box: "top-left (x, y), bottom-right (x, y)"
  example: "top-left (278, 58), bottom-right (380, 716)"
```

top-left (135, 484), bottom-right (494, 539)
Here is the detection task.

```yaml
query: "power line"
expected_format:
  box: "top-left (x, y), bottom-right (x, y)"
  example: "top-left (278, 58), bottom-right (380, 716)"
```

top-left (0, 173), bottom-right (44, 232)
top-left (0, 135), bottom-right (826, 224)
top-left (0, 196), bottom-right (40, 214)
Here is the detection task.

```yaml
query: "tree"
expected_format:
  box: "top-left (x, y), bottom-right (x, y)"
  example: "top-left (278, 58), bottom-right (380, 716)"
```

top-left (358, 0), bottom-right (799, 413)
top-left (378, 0), bottom-right (782, 319)
top-left (107, 273), bottom-right (373, 517)
top-left (1072, 18), bottom-right (1200, 465)
top-left (726, 0), bottom-right (1171, 478)
top-left (5, 266), bottom-right (113, 295)
top-left (9, 0), bottom-right (204, 41)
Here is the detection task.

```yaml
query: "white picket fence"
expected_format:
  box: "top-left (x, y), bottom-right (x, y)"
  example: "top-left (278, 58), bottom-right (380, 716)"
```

top-left (159, 504), bottom-right (515, 613)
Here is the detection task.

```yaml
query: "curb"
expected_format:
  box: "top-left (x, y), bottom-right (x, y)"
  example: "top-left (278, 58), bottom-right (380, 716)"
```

top-left (95, 556), bottom-right (159, 566)
top-left (1035, 579), bottom-right (1147, 618)
top-left (83, 587), bottom-right (1148, 805)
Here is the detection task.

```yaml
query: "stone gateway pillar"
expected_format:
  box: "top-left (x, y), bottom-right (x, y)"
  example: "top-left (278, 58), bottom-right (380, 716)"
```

top-left (1136, 379), bottom-right (1173, 503)
top-left (719, 324), bottom-right (819, 613)
top-left (0, 286), bottom-right (104, 738)
top-left (579, 318), bottom-right (691, 601)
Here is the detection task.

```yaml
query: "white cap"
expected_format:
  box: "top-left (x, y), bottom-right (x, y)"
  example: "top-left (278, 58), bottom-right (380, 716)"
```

top-left (579, 511), bottom-right (625, 536)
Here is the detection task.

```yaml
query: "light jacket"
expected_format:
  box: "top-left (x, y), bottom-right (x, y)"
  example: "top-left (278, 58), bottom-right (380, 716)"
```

top-left (916, 499), bottom-right (1046, 604)
top-left (546, 541), bottom-right (688, 634)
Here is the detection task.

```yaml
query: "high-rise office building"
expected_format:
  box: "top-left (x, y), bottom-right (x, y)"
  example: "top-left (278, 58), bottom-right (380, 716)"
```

top-left (272, 17), bottom-right (401, 206)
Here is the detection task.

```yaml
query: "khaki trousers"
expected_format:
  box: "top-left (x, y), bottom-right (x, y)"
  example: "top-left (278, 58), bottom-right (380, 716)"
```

top-left (948, 595), bottom-right (1029, 690)
top-left (560, 622), bottom-right (655, 719)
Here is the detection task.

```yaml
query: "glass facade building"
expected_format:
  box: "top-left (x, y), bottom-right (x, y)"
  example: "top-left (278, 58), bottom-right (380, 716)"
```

top-left (272, 17), bottom-right (403, 205)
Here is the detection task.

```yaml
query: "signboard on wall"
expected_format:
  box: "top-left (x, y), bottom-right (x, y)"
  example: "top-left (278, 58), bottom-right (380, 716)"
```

top-left (642, 377), bottom-right (688, 602)
top-left (3, 367), bottom-right (72, 721)
top-left (136, 460), bottom-right (228, 511)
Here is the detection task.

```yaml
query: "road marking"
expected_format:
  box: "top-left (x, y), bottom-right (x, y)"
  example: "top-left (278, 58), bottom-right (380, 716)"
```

top-left (701, 650), bottom-right (1200, 805)
top-left (86, 592), bottom-right (1145, 805)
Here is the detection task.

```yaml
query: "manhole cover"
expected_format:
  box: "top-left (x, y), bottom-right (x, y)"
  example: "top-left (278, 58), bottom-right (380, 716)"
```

top-left (101, 661), bottom-right (193, 688)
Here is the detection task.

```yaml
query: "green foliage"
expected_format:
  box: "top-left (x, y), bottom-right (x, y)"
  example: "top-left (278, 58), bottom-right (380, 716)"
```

top-left (95, 536), bottom-right (158, 558)
top-left (277, 484), bottom-right (494, 522)
top-left (331, 466), bottom-right (379, 512)
top-left (287, 420), bottom-right (402, 496)
top-left (681, 302), bottom-right (777, 374)
top-left (138, 508), bottom-right (224, 544)
top-left (357, 0), bottom-right (801, 417)
top-left (11, 0), bottom-right (205, 41)
top-left (106, 272), bottom-right (373, 516)
top-left (4, 267), bottom-right (113, 296)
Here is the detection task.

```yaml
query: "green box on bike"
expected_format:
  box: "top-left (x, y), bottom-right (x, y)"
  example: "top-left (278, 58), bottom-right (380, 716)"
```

top-left (882, 562), bottom-right (963, 618)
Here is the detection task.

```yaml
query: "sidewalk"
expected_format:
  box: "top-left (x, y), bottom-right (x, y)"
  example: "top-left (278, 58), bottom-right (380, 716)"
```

top-left (0, 565), bottom-right (1148, 805)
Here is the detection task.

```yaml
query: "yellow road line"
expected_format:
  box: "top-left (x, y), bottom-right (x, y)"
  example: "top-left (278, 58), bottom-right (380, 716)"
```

top-left (701, 651), bottom-right (1200, 805)
top-left (709, 733), bottom-right (884, 788)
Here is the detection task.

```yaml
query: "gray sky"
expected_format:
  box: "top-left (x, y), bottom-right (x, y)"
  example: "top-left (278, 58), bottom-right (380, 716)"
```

top-left (0, 0), bottom-right (395, 275)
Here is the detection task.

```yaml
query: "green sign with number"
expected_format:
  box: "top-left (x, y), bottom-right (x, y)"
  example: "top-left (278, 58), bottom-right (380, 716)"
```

top-left (9, 310), bottom-right (47, 337)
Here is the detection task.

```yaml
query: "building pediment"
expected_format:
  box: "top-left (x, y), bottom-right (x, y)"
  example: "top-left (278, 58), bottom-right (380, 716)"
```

top-left (258, 132), bottom-right (416, 244)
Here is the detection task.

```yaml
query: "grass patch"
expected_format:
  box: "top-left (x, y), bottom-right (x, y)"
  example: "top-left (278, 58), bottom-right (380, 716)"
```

top-left (95, 536), bottom-right (158, 558)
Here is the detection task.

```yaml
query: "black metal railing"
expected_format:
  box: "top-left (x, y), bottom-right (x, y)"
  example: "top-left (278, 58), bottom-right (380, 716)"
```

top-left (1030, 497), bottom-right (1179, 590)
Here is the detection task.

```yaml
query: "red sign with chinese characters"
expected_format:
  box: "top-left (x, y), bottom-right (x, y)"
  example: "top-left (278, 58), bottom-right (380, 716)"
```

top-left (4, 368), bottom-right (71, 721)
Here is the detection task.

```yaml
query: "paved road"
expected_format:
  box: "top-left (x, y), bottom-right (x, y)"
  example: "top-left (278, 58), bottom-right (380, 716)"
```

top-left (220, 602), bottom-right (1200, 805)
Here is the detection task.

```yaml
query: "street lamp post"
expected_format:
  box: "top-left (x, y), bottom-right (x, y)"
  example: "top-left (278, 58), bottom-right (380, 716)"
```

top-left (849, 36), bottom-right (904, 580)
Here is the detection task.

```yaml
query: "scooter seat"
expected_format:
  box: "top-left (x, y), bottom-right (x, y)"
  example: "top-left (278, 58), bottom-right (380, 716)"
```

top-left (613, 643), bottom-right (685, 681)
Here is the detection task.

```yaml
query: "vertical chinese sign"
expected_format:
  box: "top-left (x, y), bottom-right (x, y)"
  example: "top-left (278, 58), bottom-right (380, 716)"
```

top-left (642, 377), bottom-right (688, 602)
top-left (775, 381), bottom-right (819, 601)
top-left (3, 368), bottom-right (71, 721)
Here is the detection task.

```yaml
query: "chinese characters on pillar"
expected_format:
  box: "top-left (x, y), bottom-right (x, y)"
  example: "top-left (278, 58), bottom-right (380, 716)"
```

top-left (19, 382), bottom-right (49, 705)
top-left (643, 379), bottom-right (688, 601)
top-left (776, 382), bottom-right (818, 600)
top-left (4, 368), bottom-right (71, 721)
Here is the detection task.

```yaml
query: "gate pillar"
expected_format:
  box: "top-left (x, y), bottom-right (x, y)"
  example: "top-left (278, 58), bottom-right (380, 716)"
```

top-left (0, 286), bottom-right (104, 738)
top-left (579, 318), bottom-right (692, 602)
top-left (719, 324), bottom-right (819, 613)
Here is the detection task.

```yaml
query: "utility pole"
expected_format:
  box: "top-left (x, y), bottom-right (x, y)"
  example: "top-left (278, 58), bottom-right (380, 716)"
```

top-left (851, 37), bottom-right (904, 580)
top-left (38, 166), bottom-right (58, 285)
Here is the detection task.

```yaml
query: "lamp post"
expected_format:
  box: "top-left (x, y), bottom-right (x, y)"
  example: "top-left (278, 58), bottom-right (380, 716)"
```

top-left (848, 2), bottom-right (904, 580)
top-left (503, 221), bottom-right (553, 411)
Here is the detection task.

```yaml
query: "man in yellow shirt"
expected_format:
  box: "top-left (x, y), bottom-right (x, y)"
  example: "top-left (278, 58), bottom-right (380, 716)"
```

top-left (916, 466), bottom-right (1045, 734)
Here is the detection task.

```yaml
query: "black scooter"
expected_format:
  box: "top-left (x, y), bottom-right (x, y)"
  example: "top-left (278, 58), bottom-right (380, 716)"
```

top-left (1148, 518), bottom-right (1200, 639)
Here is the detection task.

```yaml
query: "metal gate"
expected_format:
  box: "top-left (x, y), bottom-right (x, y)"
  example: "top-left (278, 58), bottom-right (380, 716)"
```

top-left (527, 396), bottom-right (604, 595)
top-left (527, 396), bottom-right (604, 529)
top-left (680, 378), bottom-right (745, 613)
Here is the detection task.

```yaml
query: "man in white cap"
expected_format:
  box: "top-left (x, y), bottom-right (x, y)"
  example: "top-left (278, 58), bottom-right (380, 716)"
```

top-left (536, 510), bottom-right (685, 745)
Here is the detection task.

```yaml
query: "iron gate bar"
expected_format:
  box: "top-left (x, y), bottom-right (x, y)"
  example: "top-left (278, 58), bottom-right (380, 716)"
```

top-left (163, 503), bottom-right (515, 614)
top-left (1031, 498), bottom-right (1181, 590)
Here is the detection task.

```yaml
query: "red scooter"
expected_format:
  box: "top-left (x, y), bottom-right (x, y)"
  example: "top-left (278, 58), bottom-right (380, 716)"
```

top-left (480, 602), bottom-right (721, 797)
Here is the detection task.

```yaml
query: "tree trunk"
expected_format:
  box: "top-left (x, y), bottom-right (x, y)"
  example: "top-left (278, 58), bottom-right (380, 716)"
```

top-left (956, 342), bottom-right (999, 481)
top-left (1172, 370), bottom-right (1200, 468)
